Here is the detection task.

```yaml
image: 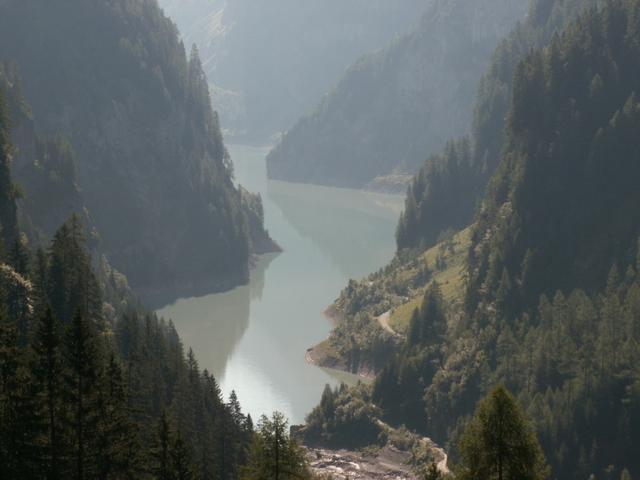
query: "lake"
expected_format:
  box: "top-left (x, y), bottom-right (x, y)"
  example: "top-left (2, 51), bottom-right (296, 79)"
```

top-left (157, 144), bottom-right (403, 424)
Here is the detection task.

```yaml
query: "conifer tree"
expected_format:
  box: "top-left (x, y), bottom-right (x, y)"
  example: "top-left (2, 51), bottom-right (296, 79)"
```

top-left (242, 412), bottom-right (309, 480)
top-left (31, 307), bottom-right (67, 479)
top-left (154, 412), bottom-right (173, 480)
top-left (171, 430), bottom-right (195, 480)
top-left (0, 312), bottom-right (40, 478)
top-left (458, 386), bottom-right (548, 480)
top-left (64, 310), bottom-right (101, 480)
top-left (95, 354), bottom-right (140, 480)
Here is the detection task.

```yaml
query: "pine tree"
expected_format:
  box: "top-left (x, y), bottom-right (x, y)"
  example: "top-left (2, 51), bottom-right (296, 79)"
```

top-left (31, 307), bottom-right (67, 479)
top-left (64, 310), bottom-right (101, 480)
top-left (171, 430), bottom-right (195, 480)
top-left (242, 412), bottom-right (309, 480)
top-left (95, 354), bottom-right (140, 480)
top-left (49, 217), bottom-right (102, 327)
top-left (0, 312), bottom-right (40, 478)
top-left (458, 386), bottom-right (549, 480)
top-left (154, 412), bottom-right (173, 480)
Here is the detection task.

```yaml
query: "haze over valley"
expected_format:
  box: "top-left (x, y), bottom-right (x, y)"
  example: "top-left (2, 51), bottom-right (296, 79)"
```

top-left (0, 1), bottom-right (639, 479)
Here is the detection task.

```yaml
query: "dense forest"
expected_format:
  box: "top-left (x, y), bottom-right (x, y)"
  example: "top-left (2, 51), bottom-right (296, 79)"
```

top-left (266, 0), bottom-right (528, 190)
top-left (0, 0), bottom-right (277, 298)
top-left (0, 90), bottom-right (250, 477)
top-left (396, 0), bottom-right (600, 251)
top-left (0, 86), bottom-right (314, 479)
top-left (158, 0), bottom-right (425, 142)
top-left (2, 0), bottom-right (639, 478)
top-left (305, 0), bottom-right (640, 479)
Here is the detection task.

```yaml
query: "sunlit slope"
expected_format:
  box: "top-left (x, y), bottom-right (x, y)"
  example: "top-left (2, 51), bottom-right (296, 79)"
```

top-left (390, 227), bottom-right (470, 331)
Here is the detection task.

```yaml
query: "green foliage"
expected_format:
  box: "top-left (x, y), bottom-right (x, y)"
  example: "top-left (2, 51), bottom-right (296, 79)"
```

top-left (468, 0), bottom-right (640, 318)
top-left (397, 138), bottom-right (478, 251)
top-left (242, 412), bottom-right (309, 480)
top-left (373, 284), bottom-right (447, 429)
top-left (457, 386), bottom-right (548, 480)
top-left (396, 0), bottom-right (599, 253)
top-left (305, 383), bottom-right (384, 449)
top-left (329, 5), bottom-right (640, 480)
top-left (0, 216), bottom-right (256, 478)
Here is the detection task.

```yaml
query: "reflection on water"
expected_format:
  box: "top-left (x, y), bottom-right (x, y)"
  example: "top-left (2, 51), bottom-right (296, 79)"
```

top-left (268, 180), bottom-right (403, 279)
top-left (158, 253), bottom-right (275, 380)
top-left (157, 145), bottom-right (403, 424)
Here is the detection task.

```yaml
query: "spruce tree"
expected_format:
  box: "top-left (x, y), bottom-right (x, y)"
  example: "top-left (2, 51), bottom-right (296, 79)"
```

top-left (64, 310), bottom-right (101, 480)
top-left (171, 430), bottom-right (195, 480)
top-left (0, 312), bottom-right (40, 478)
top-left (30, 307), bottom-right (67, 479)
top-left (242, 412), bottom-right (309, 480)
top-left (95, 354), bottom-right (140, 480)
top-left (154, 412), bottom-right (173, 480)
top-left (458, 386), bottom-right (548, 480)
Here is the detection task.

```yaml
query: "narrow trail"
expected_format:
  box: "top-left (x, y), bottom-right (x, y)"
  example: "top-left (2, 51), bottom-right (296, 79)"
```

top-left (434, 446), bottom-right (450, 475)
top-left (377, 310), bottom-right (400, 336)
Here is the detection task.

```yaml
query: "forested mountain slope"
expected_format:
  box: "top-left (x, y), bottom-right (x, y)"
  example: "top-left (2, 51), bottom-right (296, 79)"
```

top-left (159, 0), bottom-right (426, 141)
top-left (396, 0), bottom-right (600, 251)
top-left (266, 0), bottom-right (528, 189)
top-left (306, 1), bottom-right (640, 478)
top-left (0, 65), bottom-right (88, 246)
top-left (466, 0), bottom-right (640, 319)
top-left (0, 84), bottom-right (256, 478)
top-left (0, 0), bottom-right (276, 296)
top-left (0, 85), bottom-right (313, 479)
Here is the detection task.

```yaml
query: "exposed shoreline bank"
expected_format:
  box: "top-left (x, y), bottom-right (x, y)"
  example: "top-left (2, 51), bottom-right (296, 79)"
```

top-left (304, 305), bottom-right (377, 381)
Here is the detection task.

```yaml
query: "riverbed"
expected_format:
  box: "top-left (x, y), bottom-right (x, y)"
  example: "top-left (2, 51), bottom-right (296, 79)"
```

top-left (156, 144), bottom-right (403, 424)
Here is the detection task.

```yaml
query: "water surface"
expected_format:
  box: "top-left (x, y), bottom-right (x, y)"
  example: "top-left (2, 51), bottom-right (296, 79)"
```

top-left (157, 145), bottom-right (403, 424)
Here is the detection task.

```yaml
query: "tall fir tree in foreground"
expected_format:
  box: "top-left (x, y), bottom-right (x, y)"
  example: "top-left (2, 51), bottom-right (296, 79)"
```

top-left (458, 386), bottom-right (548, 480)
top-left (242, 412), bottom-right (309, 480)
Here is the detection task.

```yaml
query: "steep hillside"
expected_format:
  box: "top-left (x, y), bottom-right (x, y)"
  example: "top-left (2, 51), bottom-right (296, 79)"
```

top-left (0, 78), bottom-right (18, 251)
top-left (466, 0), bottom-right (640, 318)
top-left (266, 0), bottom-right (528, 189)
top-left (0, 0), bottom-right (276, 295)
top-left (159, 0), bottom-right (426, 141)
top-left (310, 2), bottom-right (640, 478)
top-left (0, 65), bottom-right (88, 245)
top-left (396, 0), bottom-right (600, 252)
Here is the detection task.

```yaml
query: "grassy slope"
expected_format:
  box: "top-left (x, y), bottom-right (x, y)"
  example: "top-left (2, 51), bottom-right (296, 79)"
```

top-left (307, 226), bottom-right (470, 376)
top-left (390, 227), bottom-right (470, 331)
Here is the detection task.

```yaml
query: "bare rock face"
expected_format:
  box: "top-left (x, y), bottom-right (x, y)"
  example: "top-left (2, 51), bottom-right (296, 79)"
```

top-left (266, 0), bottom-right (529, 189)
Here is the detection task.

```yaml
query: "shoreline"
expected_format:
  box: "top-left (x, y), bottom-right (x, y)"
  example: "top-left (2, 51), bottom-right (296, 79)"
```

top-left (305, 308), bottom-right (377, 381)
top-left (305, 344), bottom-right (376, 381)
top-left (322, 303), bottom-right (343, 326)
top-left (144, 251), bottom-right (282, 311)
